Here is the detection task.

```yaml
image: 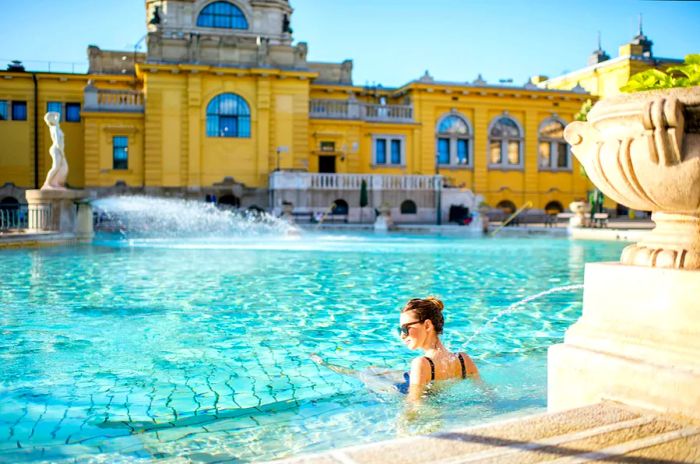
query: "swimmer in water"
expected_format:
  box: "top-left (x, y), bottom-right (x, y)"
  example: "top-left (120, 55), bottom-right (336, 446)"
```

top-left (397, 296), bottom-right (479, 401)
top-left (311, 296), bottom-right (480, 399)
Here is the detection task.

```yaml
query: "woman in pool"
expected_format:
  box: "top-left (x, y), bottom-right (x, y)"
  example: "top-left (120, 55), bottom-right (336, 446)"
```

top-left (398, 296), bottom-right (479, 400)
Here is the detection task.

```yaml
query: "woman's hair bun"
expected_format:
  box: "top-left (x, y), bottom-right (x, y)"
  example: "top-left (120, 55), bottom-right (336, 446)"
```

top-left (425, 296), bottom-right (444, 312)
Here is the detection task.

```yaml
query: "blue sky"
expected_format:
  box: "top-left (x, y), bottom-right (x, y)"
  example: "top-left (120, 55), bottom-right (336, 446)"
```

top-left (1, 0), bottom-right (698, 86)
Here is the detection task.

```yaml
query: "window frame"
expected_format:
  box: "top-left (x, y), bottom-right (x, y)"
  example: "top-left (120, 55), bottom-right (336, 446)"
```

top-left (112, 135), bottom-right (129, 170)
top-left (196, 1), bottom-right (249, 30)
top-left (65, 102), bottom-right (81, 123)
top-left (371, 135), bottom-right (405, 167)
top-left (538, 117), bottom-right (571, 171)
top-left (487, 114), bottom-right (524, 170)
top-left (435, 112), bottom-right (473, 169)
top-left (320, 141), bottom-right (336, 152)
top-left (205, 93), bottom-right (251, 138)
top-left (11, 101), bottom-right (27, 121)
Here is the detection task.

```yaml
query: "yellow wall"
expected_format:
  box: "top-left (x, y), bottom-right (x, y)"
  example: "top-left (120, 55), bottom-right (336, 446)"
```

top-left (0, 72), bottom-right (137, 191)
top-left (83, 112), bottom-right (145, 187)
top-left (542, 55), bottom-right (680, 99)
top-left (138, 65), bottom-right (311, 189)
top-left (406, 84), bottom-right (590, 209)
top-left (0, 73), bottom-right (34, 188)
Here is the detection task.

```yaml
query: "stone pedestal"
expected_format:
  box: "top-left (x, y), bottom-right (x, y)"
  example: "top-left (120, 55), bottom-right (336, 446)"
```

top-left (25, 189), bottom-right (92, 239)
top-left (568, 201), bottom-right (591, 228)
top-left (548, 262), bottom-right (700, 419)
top-left (374, 204), bottom-right (394, 231)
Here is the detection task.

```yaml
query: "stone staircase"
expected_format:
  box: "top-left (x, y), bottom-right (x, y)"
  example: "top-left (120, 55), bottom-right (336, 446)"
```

top-left (270, 402), bottom-right (700, 463)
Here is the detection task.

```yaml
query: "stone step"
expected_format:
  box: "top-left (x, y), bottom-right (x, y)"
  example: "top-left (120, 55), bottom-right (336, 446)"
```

top-left (268, 402), bottom-right (700, 464)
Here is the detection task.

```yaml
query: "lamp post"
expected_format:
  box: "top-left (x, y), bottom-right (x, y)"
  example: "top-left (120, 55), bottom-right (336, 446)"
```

top-left (275, 145), bottom-right (289, 171)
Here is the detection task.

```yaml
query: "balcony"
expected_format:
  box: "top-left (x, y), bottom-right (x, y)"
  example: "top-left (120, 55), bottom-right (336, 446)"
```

top-left (83, 86), bottom-right (144, 113)
top-left (269, 172), bottom-right (440, 191)
top-left (309, 99), bottom-right (413, 123)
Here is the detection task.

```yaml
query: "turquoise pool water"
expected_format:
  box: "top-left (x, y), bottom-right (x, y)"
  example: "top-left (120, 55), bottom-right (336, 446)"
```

top-left (0, 231), bottom-right (626, 462)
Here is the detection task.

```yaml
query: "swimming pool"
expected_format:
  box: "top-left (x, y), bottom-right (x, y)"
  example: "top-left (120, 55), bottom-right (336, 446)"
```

top-left (0, 230), bottom-right (625, 462)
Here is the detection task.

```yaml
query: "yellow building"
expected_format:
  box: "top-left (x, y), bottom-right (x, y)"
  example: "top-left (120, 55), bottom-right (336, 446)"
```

top-left (537, 24), bottom-right (682, 98)
top-left (0, 1), bottom-right (679, 223)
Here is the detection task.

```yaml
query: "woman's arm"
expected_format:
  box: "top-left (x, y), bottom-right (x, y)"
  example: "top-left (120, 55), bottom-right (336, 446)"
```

top-left (406, 357), bottom-right (431, 402)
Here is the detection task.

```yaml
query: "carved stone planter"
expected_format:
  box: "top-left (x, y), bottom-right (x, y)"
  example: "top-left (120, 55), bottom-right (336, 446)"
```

top-left (550, 86), bottom-right (700, 420)
top-left (568, 201), bottom-right (591, 228)
top-left (565, 87), bottom-right (700, 269)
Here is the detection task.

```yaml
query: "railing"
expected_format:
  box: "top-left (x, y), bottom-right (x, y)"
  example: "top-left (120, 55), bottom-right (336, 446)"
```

top-left (28, 204), bottom-right (53, 231)
top-left (84, 88), bottom-right (144, 113)
top-left (1, 58), bottom-right (88, 74)
top-left (309, 99), bottom-right (413, 123)
top-left (362, 103), bottom-right (413, 122)
top-left (0, 206), bottom-right (28, 231)
top-left (270, 172), bottom-right (441, 191)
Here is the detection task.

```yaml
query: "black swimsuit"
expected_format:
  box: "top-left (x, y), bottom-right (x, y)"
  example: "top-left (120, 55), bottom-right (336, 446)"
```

top-left (396, 353), bottom-right (468, 393)
top-left (423, 353), bottom-right (468, 380)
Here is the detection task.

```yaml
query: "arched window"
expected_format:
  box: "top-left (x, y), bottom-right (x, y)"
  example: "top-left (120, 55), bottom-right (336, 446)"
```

top-left (197, 1), bottom-right (248, 29)
top-left (539, 119), bottom-right (570, 170)
top-left (436, 114), bottom-right (472, 167)
top-left (217, 194), bottom-right (240, 208)
top-left (544, 200), bottom-right (564, 214)
top-left (332, 199), bottom-right (349, 215)
top-left (400, 200), bottom-right (417, 215)
top-left (0, 197), bottom-right (20, 211)
top-left (496, 200), bottom-right (516, 215)
top-left (206, 93), bottom-right (251, 138)
top-left (488, 116), bottom-right (523, 168)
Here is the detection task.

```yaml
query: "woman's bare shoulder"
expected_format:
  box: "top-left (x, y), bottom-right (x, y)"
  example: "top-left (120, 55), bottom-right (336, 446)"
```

top-left (458, 351), bottom-right (479, 376)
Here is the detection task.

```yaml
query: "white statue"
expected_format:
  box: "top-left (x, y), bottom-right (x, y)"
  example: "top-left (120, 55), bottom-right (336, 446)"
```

top-left (42, 112), bottom-right (69, 190)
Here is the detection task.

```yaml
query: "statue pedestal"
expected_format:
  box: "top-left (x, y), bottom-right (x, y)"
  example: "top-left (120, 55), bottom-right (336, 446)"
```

top-left (548, 262), bottom-right (700, 419)
top-left (25, 189), bottom-right (93, 239)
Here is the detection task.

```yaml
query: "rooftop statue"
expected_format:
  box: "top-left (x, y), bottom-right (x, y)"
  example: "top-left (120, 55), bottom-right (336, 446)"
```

top-left (42, 112), bottom-right (69, 190)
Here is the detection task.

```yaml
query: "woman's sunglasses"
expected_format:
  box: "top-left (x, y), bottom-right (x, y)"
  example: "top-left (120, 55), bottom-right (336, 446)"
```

top-left (397, 320), bottom-right (423, 337)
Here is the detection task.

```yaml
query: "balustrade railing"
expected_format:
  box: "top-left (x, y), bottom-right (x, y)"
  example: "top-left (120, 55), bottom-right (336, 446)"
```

top-left (309, 99), bottom-right (413, 123)
top-left (28, 204), bottom-right (53, 231)
top-left (0, 206), bottom-right (28, 231)
top-left (84, 88), bottom-right (144, 113)
top-left (270, 172), bottom-right (440, 191)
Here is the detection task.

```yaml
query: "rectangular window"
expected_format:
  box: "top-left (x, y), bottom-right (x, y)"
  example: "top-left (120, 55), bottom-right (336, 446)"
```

top-left (556, 143), bottom-right (569, 168)
top-left (237, 116), bottom-right (251, 138)
top-left (437, 138), bottom-right (450, 164)
top-left (65, 103), bottom-right (81, 122)
top-left (47, 101), bottom-right (63, 121)
top-left (220, 116), bottom-right (237, 137)
top-left (11, 101), bottom-right (27, 121)
top-left (457, 139), bottom-right (468, 165)
top-left (113, 136), bottom-right (129, 170)
top-left (373, 136), bottom-right (404, 166)
top-left (206, 115), bottom-right (219, 136)
top-left (507, 141), bottom-right (520, 165)
top-left (320, 141), bottom-right (335, 152)
top-left (390, 140), bottom-right (401, 164)
top-left (489, 141), bottom-right (501, 164)
top-left (0, 101), bottom-right (7, 120)
top-left (375, 139), bottom-right (386, 164)
top-left (539, 141), bottom-right (551, 168)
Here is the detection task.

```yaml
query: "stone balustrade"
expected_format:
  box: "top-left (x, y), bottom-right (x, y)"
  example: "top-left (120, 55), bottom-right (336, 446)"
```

top-left (269, 172), bottom-right (441, 191)
top-left (309, 99), bottom-right (413, 123)
top-left (84, 86), bottom-right (144, 113)
top-left (27, 203), bottom-right (53, 231)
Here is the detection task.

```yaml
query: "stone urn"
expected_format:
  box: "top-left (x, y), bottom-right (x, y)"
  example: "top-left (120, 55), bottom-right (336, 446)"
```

top-left (565, 86), bottom-right (700, 269)
top-left (374, 203), bottom-right (395, 232)
top-left (568, 201), bottom-right (591, 228)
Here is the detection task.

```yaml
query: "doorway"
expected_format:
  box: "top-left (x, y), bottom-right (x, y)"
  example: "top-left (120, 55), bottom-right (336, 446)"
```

top-left (319, 155), bottom-right (336, 173)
